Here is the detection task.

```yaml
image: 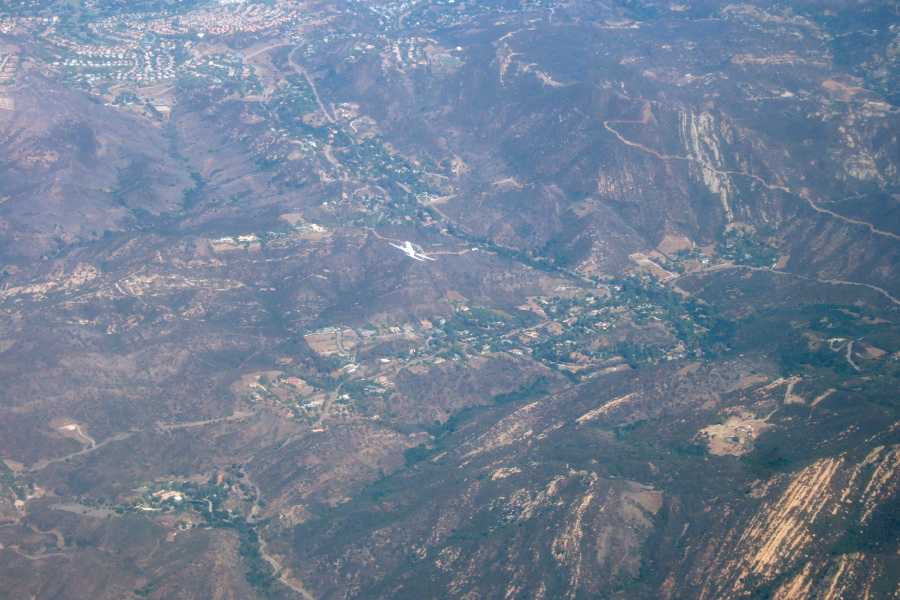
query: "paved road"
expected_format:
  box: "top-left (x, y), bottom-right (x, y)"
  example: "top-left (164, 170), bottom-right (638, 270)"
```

top-left (314, 386), bottom-right (342, 429)
top-left (288, 46), bottom-right (334, 123)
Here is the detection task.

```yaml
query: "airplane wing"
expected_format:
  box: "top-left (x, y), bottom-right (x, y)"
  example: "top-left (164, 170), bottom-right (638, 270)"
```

top-left (391, 241), bottom-right (434, 261)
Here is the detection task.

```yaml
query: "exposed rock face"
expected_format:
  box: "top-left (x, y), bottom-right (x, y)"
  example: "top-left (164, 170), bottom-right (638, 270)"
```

top-left (678, 447), bottom-right (900, 600)
top-left (278, 356), bottom-right (900, 600)
top-left (0, 0), bottom-right (898, 599)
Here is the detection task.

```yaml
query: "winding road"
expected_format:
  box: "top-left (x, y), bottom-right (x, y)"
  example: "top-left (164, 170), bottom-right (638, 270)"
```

top-left (241, 451), bottom-right (316, 598)
top-left (691, 262), bottom-right (900, 306)
top-left (27, 432), bottom-right (133, 472)
top-left (597, 127), bottom-right (900, 308)
top-left (25, 412), bottom-right (256, 472)
top-left (603, 120), bottom-right (900, 241)
top-left (0, 543), bottom-right (68, 562)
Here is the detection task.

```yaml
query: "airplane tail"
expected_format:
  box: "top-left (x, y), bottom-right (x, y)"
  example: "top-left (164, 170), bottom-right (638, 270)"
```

top-left (390, 241), bottom-right (435, 261)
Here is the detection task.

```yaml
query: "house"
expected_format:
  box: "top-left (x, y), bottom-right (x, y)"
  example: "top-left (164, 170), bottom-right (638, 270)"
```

top-left (153, 490), bottom-right (183, 502)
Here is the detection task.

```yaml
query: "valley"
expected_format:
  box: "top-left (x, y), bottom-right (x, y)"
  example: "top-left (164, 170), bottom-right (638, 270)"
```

top-left (0, 0), bottom-right (898, 598)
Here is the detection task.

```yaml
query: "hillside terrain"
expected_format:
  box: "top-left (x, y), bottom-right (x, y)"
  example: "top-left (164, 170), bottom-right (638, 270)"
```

top-left (0, 0), bottom-right (898, 598)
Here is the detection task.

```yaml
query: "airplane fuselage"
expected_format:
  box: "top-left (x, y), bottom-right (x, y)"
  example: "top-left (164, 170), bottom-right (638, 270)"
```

top-left (390, 241), bottom-right (435, 261)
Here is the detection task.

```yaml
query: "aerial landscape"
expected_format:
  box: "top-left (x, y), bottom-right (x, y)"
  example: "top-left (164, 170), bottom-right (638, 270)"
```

top-left (0, 0), bottom-right (898, 598)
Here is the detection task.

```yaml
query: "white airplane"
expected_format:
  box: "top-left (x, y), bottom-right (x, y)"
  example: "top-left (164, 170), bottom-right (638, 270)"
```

top-left (390, 240), bottom-right (436, 261)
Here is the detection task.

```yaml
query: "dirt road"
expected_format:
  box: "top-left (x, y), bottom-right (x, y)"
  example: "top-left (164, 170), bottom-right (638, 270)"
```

top-left (28, 432), bottom-right (133, 472)
top-left (242, 457), bottom-right (316, 599)
top-left (604, 120), bottom-right (900, 241)
top-left (155, 411), bottom-right (254, 431)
